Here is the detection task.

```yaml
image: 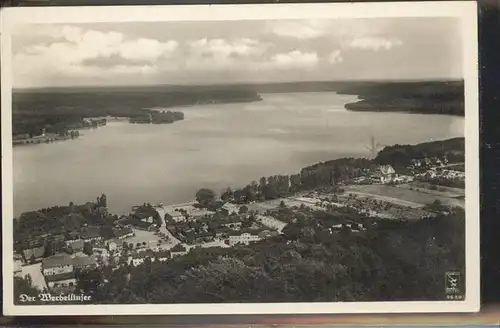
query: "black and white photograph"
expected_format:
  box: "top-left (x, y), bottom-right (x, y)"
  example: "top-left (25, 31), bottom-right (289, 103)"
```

top-left (1, 2), bottom-right (479, 315)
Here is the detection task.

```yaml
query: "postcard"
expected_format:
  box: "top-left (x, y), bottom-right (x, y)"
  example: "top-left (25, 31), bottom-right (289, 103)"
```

top-left (1, 1), bottom-right (479, 315)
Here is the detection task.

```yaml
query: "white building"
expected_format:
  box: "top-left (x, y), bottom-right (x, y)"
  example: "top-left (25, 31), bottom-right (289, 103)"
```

top-left (42, 254), bottom-right (74, 276)
top-left (163, 203), bottom-right (215, 222)
top-left (141, 216), bottom-right (154, 224)
top-left (221, 220), bottom-right (243, 230)
top-left (128, 251), bottom-right (155, 267)
top-left (228, 232), bottom-right (261, 246)
top-left (221, 202), bottom-right (240, 215)
top-left (46, 272), bottom-right (76, 289)
top-left (256, 215), bottom-right (287, 233)
top-left (113, 226), bottom-right (134, 240)
top-left (377, 165), bottom-right (396, 184)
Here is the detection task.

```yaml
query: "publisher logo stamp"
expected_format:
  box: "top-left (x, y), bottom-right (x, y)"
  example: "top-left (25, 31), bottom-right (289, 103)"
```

top-left (445, 272), bottom-right (463, 300)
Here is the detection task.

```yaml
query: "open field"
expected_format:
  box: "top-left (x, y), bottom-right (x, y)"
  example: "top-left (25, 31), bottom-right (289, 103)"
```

top-left (345, 184), bottom-right (465, 208)
top-left (401, 182), bottom-right (465, 198)
top-left (247, 199), bottom-right (283, 212)
top-left (342, 191), bottom-right (424, 208)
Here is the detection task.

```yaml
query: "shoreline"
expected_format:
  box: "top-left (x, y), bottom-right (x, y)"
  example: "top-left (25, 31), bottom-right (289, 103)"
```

top-left (344, 100), bottom-right (464, 117)
top-left (13, 136), bottom-right (465, 219)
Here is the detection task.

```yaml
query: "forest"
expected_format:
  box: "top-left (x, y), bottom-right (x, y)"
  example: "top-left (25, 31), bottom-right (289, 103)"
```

top-left (129, 110), bottom-right (185, 124)
top-left (12, 88), bottom-right (261, 136)
top-left (338, 80), bottom-right (465, 116)
top-left (65, 206), bottom-right (465, 303)
top-left (374, 137), bottom-right (465, 170)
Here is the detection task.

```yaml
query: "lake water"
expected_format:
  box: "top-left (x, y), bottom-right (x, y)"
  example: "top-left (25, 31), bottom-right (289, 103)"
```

top-left (13, 92), bottom-right (464, 217)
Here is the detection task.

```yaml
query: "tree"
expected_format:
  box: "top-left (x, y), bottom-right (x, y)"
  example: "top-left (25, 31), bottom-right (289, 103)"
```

top-left (196, 188), bottom-right (217, 205)
top-left (243, 185), bottom-right (257, 202)
top-left (97, 194), bottom-right (107, 208)
top-left (43, 241), bottom-right (54, 258)
top-left (290, 174), bottom-right (302, 192)
top-left (14, 275), bottom-right (42, 304)
top-left (262, 184), bottom-right (278, 200)
top-left (239, 205), bottom-right (248, 214)
top-left (221, 187), bottom-right (233, 201)
top-left (83, 242), bottom-right (93, 256)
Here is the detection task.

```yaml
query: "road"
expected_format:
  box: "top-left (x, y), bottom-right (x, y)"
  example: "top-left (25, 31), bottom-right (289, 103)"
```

top-left (21, 263), bottom-right (47, 290)
top-left (155, 206), bottom-right (181, 247)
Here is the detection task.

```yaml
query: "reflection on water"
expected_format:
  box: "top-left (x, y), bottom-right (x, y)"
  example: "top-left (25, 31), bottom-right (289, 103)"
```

top-left (13, 92), bottom-right (464, 217)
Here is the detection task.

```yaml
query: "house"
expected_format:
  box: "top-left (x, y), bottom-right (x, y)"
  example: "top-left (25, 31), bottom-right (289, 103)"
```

top-left (170, 244), bottom-right (188, 257)
top-left (215, 227), bottom-right (232, 239)
top-left (106, 240), bottom-right (119, 252)
top-left (113, 226), bottom-right (134, 240)
top-left (52, 234), bottom-right (65, 242)
top-left (73, 256), bottom-right (98, 271)
top-left (164, 203), bottom-right (215, 222)
top-left (128, 250), bottom-right (155, 267)
top-left (257, 230), bottom-right (274, 239)
top-left (221, 202), bottom-right (240, 215)
top-left (228, 232), bottom-right (261, 246)
top-left (256, 215), bottom-right (287, 233)
top-left (115, 216), bottom-right (131, 227)
top-left (220, 219), bottom-right (243, 230)
top-left (331, 224), bottom-right (343, 232)
top-left (42, 254), bottom-right (74, 276)
top-left (193, 232), bottom-right (215, 243)
top-left (376, 165), bottom-right (396, 184)
top-left (393, 175), bottom-right (414, 184)
top-left (67, 239), bottom-right (84, 254)
top-left (164, 210), bottom-right (186, 222)
top-left (45, 272), bottom-right (76, 290)
top-left (155, 250), bottom-right (170, 262)
top-left (22, 246), bottom-right (45, 264)
top-left (141, 216), bottom-right (154, 224)
top-left (80, 226), bottom-right (102, 243)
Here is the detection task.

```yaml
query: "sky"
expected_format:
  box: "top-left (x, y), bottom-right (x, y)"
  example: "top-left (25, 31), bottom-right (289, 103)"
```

top-left (11, 18), bottom-right (463, 88)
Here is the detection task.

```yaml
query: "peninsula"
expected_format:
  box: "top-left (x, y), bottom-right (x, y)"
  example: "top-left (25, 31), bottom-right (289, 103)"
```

top-left (338, 80), bottom-right (464, 116)
top-left (12, 88), bottom-right (262, 142)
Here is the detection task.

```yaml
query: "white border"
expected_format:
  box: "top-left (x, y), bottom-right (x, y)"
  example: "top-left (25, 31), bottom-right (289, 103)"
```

top-left (1, 1), bottom-right (480, 316)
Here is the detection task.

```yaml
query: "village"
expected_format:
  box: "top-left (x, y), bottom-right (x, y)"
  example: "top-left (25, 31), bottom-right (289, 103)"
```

top-left (14, 155), bottom-right (465, 294)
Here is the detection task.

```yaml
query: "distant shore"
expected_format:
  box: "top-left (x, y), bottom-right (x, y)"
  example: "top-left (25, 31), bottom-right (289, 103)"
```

top-left (339, 80), bottom-right (464, 116)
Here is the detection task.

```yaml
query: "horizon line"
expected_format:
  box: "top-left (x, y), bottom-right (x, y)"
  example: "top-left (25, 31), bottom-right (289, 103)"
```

top-left (13, 78), bottom-right (465, 91)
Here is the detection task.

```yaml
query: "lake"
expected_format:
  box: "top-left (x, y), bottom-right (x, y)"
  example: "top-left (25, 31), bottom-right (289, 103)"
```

top-left (13, 92), bottom-right (464, 217)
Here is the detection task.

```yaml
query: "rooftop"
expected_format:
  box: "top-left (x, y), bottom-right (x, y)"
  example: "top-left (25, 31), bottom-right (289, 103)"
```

top-left (73, 256), bottom-right (97, 267)
top-left (171, 244), bottom-right (187, 252)
top-left (113, 226), bottom-right (134, 238)
top-left (131, 250), bottom-right (155, 259)
top-left (23, 246), bottom-right (45, 260)
top-left (69, 240), bottom-right (84, 251)
top-left (42, 254), bottom-right (74, 270)
top-left (45, 271), bottom-right (75, 283)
